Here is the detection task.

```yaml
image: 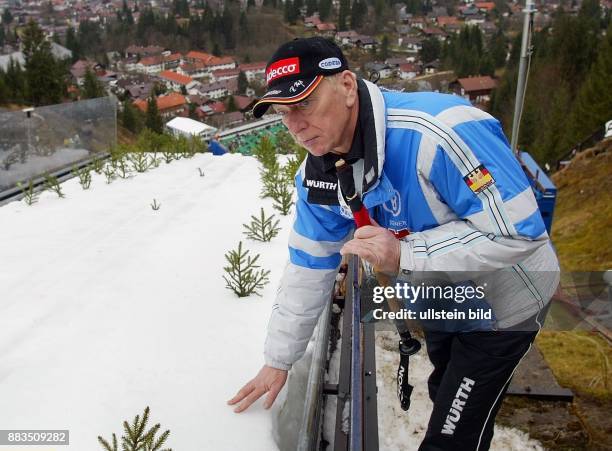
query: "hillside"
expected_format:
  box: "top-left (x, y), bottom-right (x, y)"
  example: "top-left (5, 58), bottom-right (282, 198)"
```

top-left (551, 138), bottom-right (612, 271)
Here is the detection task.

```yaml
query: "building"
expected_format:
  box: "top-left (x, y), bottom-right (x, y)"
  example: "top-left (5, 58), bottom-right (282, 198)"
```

top-left (184, 51), bottom-right (236, 75)
top-left (452, 76), bottom-right (497, 104)
top-left (136, 55), bottom-right (164, 74)
top-left (398, 62), bottom-right (419, 79)
top-left (158, 70), bottom-right (197, 92)
top-left (133, 92), bottom-right (187, 118)
top-left (210, 67), bottom-right (240, 83)
top-left (165, 117), bottom-right (217, 141)
top-left (239, 62), bottom-right (266, 83)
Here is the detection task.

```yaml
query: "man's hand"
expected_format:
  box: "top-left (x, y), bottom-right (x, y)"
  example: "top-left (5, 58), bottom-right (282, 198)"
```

top-left (340, 224), bottom-right (400, 275)
top-left (227, 365), bottom-right (288, 413)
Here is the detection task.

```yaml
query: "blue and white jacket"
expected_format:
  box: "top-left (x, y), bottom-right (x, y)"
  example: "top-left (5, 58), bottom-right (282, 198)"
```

top-left (264, 80), bottom-right (559, 370)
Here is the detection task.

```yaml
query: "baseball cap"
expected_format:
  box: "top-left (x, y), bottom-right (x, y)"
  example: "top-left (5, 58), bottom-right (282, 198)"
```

top-left (252, 37), bottom-right (349, 118)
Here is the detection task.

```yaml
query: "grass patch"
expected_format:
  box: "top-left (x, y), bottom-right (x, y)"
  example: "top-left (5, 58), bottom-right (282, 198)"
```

top-left (537, 330), bottom-right (612, 400)
top-left (551, 140), bottom-right (612, 271)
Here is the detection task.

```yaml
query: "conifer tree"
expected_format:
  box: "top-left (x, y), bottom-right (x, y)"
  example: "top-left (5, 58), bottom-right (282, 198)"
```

top-left (243, 208), bottom-right (281, 242)
top-left (306, 0), bottom-right (317, 16)
top-left (98, 406), bottom-right (171, 451)
top-left (319, 0), bottom-right (331, 21)
top-left (338, 0), bottom-right (349, 31)
top-left (237, 71), bottom-right (248, 95)
top-left (145, 96), bottom-right (163, 134)
top-left (82, 67), bottom-right (105, 99)
top-left (122, 100), bottom-right (139, 133)
top-left (350, 0), bottom-right (367, 30)
top-left (223, 242), bottom-right (270, 297)
top-left (563, 24), bottom-right (612, 151)
top-left (22, 20), bottom-right (66, 105)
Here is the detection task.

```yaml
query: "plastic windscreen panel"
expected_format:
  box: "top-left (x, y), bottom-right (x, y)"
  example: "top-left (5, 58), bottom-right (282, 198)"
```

top-left (0, 97), bottom-right (116, 192)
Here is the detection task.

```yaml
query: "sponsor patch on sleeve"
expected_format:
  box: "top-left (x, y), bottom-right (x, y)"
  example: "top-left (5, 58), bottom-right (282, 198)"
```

top-left (463, 165), bottom-right (495, 194)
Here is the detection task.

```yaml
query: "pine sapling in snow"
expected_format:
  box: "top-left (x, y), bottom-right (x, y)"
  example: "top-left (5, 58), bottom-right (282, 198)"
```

top-left (113, 155), bottom-right (131, 179)
top-left (223, 241), bottom-right (270, 297)
top-left (43, 173), bottom-right (64, 198)
top-left (16, 180), bottom-right (39, 205)
top-left (97, 406), bottom-right (171, 451)
top-left (272, 181), bottom-right (294, 216)
top-left (243, 208), bottom-right (280, 242)
top-left (253, 135), bottom-right (277, 171)
top-left (128, 152), bottom-right (152, 173)
top-left (151, 199), bottom-right (161, 210)
top-left (91, 157), bottom-right (105, 174)
top-left (72, 164), bottom-right (92, 189)
top-left (103, 164), bottom-right (116, 184)
top-left (260, 160), bottom-right (287, 199)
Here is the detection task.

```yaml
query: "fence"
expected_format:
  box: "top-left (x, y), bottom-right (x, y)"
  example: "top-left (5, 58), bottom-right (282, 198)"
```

top-left (0, 97), bottom-right (117, 192)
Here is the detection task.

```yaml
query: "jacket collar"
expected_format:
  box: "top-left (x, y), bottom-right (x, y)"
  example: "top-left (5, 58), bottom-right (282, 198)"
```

top-left (302, 79), bottom-right (387, 206)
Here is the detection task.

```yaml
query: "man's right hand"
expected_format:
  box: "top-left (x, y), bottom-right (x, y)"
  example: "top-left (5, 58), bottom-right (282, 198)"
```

top-left (227, 365), bottom-right (288, 413)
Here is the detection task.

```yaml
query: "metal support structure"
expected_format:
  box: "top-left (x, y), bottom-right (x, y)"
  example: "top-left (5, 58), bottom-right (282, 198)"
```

top-left (332, 256), bottom-right (379, 451)
top-left (510, 0), bottom-right (537, 156)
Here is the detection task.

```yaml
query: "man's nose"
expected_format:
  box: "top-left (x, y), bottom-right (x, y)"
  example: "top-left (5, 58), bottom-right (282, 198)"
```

top-left (283, 111), bottom-right (307, 136)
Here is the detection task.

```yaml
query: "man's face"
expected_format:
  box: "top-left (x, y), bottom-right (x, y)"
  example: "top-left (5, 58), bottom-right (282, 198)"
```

top-left (272, 73), bottom-right (357, 157)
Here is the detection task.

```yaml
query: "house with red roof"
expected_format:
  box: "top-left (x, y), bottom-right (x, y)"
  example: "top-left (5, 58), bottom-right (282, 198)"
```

top-left (451, 76), bottom-right (497, 105)
top-left (158, 70), bottom-right (197, 92)
top-left (210, 67), bottom-right (241, 83)
top-left (133, 92), bottom-right (188, 118)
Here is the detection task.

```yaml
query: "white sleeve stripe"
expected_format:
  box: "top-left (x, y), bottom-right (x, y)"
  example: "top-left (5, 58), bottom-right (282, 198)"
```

top-left (416, 135), bottom-right (458, 225)
top-left (288, 228), bottom-right (349, 257)
top-left (388, 109), bottom-right (516, 237)
top-left (435, 105), bottom-right (495, 128)
top-left (505, 187), bottom-right (539, 225)
top-left (412, 230), bottom-right (485, 255)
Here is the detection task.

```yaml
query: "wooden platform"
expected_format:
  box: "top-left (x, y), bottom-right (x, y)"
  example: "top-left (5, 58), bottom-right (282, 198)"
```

top-left (507, 345), bottom-right (574, 402)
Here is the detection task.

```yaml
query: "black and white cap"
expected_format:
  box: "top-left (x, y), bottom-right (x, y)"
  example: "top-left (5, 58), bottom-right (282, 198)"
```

top-left (252, 37), bottom-right (349, 118)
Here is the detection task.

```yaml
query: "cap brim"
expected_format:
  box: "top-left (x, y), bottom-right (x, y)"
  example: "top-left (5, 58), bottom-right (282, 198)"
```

top-left (252, 75), bottom-right (324, 118)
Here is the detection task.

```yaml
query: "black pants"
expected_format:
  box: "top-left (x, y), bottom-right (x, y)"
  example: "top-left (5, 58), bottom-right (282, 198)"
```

top-left (418, 308), bottom-right (547, 451)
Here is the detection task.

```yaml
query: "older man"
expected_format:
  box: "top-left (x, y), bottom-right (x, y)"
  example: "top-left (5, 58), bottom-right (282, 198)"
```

top-left (228, 37), bottom-right (559, 450)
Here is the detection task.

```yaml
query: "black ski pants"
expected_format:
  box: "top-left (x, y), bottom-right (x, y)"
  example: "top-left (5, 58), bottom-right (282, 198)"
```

top-left (418, 308), bottom-right (547, 451)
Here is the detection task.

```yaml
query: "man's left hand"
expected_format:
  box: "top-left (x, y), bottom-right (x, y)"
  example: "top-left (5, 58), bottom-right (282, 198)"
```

top-left (340, 224), bottom-right (400, 275)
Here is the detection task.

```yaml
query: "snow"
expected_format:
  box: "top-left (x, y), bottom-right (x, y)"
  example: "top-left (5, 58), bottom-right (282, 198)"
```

top-left (0, 153), bottom-right (291, 450)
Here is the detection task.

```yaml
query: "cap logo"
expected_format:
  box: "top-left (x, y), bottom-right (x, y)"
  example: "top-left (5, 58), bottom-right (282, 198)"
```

top-left (289, 80), bottom-right (305, 93)
top-left (318, 57), bottom-right (342, 70)
top-left (267, 57), bottom-right (300, 84)
top-left (263, 89), bottom-right (282, 97)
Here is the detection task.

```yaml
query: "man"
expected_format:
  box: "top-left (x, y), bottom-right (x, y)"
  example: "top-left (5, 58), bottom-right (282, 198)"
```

top-left (228, 37), bottom-right (559, 450)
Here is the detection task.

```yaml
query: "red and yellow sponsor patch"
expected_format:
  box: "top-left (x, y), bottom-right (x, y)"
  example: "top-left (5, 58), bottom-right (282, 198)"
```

top-left (463, 165), bottom-right (495, 194)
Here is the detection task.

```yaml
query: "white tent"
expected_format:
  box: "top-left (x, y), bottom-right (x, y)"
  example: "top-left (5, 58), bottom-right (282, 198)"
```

top-left (166, 117), bottom-right (217, 141)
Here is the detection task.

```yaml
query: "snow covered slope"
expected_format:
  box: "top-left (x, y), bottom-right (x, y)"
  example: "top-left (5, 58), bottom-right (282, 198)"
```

top-left (0, 153), bottom-right (290, 450)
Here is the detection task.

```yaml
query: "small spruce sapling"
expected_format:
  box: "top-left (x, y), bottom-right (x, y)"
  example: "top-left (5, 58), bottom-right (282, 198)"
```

top-left (72, 164), bottom-right (92, 189)
top-left (128, 152), bottom-right (152, 173)
top-left (243, 208), bottom-right (280, 242)
top-left (16, 180), bottom-right (39, 205)
top-left (97, 406), bottom-right (171, 451)
top-left (223, 241), bottom-right (270, 297)
top-left (44, 173), bottom-right (64, 198)
top-left (272, 181), bottom-right (294, 216)
top-left (103, 164), bottom-right (116, 184)
top-left (151, 199), bottom-right (161, 210)
top-left (91, 157), bottom-right (105, 174)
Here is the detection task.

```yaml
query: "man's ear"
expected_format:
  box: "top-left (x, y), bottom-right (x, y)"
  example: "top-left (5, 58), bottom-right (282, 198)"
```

top-left (340, 71), bottom-right (358, 108)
